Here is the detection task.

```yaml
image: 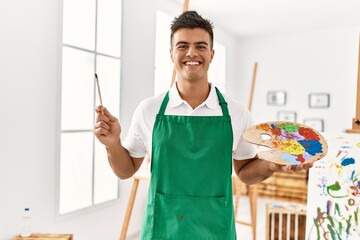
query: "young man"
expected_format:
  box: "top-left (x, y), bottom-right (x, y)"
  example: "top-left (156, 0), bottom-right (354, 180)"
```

top-left (94, 11), bottom-right (312, 239)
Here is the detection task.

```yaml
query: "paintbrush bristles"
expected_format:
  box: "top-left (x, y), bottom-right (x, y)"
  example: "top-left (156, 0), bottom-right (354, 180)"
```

top-left (94, 73), bottom-right (103, 107)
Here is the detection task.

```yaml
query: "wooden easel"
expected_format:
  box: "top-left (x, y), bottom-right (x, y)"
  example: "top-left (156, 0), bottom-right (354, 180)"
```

top-left (170, 0), bottom-right (189, 87)
top-left (346, 36), bottom-right (360, 134)
top-left (232, 62), bottom-right (258, 240)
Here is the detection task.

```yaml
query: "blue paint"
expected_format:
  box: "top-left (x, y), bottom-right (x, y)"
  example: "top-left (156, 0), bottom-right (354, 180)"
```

top-left (341, 158), bottom-right (355, 166)
top-left (302, 152), bottom-right (313, 160)
top-left (351, 170), bottom-right (355, 181)
top-left (280, 154), bottom-right (300, 165)
top-left (299, 139), bottom-right (323, 155)
top-left (326, 200), bottom-right (332, 215)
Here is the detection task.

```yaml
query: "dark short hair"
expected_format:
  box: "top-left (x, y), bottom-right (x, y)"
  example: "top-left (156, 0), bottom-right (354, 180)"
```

top-left (170, 11), bottom-right (214, 49)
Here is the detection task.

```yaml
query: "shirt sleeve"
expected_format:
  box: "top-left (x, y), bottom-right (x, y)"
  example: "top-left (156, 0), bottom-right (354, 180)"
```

top-left (122, 103), bottom-right (148, 158)
top-left (233, 108), bottom-right (257, 160)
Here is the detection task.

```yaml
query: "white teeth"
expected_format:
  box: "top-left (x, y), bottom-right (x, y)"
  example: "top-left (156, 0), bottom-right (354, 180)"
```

top-left (185, 61), bottom-right (200, 65)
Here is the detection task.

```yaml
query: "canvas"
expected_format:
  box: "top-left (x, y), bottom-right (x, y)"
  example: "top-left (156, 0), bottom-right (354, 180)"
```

top-left (306, 133), bottom-right (360, 239)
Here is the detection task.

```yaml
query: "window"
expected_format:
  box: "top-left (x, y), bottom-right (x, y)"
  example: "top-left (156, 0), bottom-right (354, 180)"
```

top-left (154, 10), bottom-right (174, 95)
top-left (208, 42), bottom-right (226, 93)
top-left (154, 10), bottom-right (226, 95)
top-left (59, 0), bottom-right (122, 214)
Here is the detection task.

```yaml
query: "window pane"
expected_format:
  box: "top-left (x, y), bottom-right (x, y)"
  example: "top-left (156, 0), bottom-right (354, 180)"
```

top-left (63, 0), bottom-right (96, 50)
top-left (154, 11), bottom-right (174, 95)
top-left (97, 0), bottom-right (122, 57)
top-left (93, 54), bottom-right (121, 204)
top-left (94, 140), bottom-right (118, 204)
top-left (154, 68), bottom-right (173, 95)
top-left (61, 46), bottom-right (95, 130)
top-left (209, 42), bottom-right (226, 93)
top-left (60, 132), bottom-right (93, 214)
top-left (95, 55), bottom-right (120, 118)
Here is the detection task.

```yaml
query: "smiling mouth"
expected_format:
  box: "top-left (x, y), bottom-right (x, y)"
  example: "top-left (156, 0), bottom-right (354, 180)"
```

top-left (184, 61), bottom-right (201, 66)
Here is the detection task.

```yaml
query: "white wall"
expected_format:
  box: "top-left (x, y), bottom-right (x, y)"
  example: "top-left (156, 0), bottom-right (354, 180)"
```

top-left (235, 27), bottom-right (360, 132)
top-left (0, 0), bottom-right (238, 239)
top-left (0, 0), bottom-right (155, 239)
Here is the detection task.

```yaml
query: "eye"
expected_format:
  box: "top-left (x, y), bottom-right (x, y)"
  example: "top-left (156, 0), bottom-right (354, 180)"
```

top-left (197, 45), bottom-right (207, 50)
top-left (177, 45), bottom-right (188, 49)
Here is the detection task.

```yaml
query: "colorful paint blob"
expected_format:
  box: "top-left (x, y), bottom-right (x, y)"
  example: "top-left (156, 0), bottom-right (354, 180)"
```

top-left (243, 121), bottom-right (328, 165)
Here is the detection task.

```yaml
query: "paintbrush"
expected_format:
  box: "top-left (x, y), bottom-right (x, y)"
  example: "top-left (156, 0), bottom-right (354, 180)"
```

top-left (94, 73), bottom-right (104, 114)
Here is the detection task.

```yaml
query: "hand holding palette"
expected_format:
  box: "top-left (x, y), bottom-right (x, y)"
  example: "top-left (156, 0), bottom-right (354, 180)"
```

top-left (243, 121), bottom-right (328, 165)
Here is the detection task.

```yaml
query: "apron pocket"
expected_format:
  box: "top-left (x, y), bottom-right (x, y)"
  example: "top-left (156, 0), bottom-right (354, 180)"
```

top-left (154, 193), bottom-right (229, 240)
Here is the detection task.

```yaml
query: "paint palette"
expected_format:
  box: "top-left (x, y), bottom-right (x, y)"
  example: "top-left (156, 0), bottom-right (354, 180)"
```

top-left (243, 121), bottom-right (328, 165)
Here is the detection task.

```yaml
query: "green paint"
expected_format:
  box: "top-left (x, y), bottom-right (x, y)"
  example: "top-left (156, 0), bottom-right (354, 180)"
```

top-left (327, 224), bottom-right (336, 239)
top-left (275, 123), bottom-right (300, 132)
top-left (338, 222), bottom-right (343, 236)
top-left (326, 182), bottom-right (348, 198)
top-left (346, 215), bottom-right (352, 236)
top-left (334, 203), bottom-right (341, 216)
top-left (313, 217), bottom-right (321, 240)
top-left (327, 215), bottom-right (335, 227)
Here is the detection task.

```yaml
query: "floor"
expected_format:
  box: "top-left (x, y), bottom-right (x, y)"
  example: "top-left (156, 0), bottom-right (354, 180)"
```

top-left (235, 196), bottom-right (268, 240)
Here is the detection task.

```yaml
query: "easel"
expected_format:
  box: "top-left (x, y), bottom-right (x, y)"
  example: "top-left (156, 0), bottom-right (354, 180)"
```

top-left (119, 169), bottom-right (150, 240)
top-left (232, 62), bottom-right (258, 240)
top-left (346, 36), bottom-right (360, 134)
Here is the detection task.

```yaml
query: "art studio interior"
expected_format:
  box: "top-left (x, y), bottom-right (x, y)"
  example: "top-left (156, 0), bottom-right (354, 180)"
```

top-left (1, 0), bottom-right (360, 239)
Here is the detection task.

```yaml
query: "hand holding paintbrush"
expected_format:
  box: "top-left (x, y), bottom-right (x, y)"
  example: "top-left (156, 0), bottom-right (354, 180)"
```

top-left (93, 73), bottom-right (121, 146)
top-left (94, 73), bottom-right (103, 105)
top-left (94, 73), bottom-right (104, 114)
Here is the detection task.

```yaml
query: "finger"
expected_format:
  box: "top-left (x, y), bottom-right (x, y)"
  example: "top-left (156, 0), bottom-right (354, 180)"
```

top-left (93, 126), bottom-right (109, 137)
top-left (295, 164), bottom-right (303, 172)
top-left (290, 164), bottom-right (299, 172)
top-left (95, 105), bottom-right (105, 114)
top-left (102, 107), bottom-right (118, 122)
top-left (95, 106), bottom-right (118, 123)
top-left (281, 164), bottom-right (292, 172)
top-left (304, 162), bottom-right (313, 169)
top-left (94, 120), bottom-right (110, 131)
top-left (95, 112), bottom-right (110, 124)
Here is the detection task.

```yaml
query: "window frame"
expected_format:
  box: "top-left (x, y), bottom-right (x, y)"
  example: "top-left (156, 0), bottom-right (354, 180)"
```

top-left (56, 0), bottom-right (123, 219)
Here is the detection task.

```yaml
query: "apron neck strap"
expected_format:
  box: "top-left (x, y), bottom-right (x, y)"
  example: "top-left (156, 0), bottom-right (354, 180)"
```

top-left (215, 87), bottom-right (229, 116)
top-left (158, 92), bottom-right (170, 115)
top-left (158, 87), bottom-right (229, 116)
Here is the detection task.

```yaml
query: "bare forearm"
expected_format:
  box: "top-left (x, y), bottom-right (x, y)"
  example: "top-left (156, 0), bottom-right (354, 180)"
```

top-left (105, 139), bottom-right (139, 179)
top-left (235, 158), bottom-right (276, 185)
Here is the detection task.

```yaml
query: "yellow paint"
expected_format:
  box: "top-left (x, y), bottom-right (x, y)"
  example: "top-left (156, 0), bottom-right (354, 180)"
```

top-left (280, 140), bottom-right (305, 155)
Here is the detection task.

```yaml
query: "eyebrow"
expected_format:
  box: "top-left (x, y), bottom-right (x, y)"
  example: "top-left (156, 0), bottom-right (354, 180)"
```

top-left (175, 41), bottom-right (209, 46)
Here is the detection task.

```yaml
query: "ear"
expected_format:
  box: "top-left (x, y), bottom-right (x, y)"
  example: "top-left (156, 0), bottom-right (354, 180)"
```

top-left (170, 48), bottom-right (175, 63)
top-left (210, 49), bottom-right (215, 63)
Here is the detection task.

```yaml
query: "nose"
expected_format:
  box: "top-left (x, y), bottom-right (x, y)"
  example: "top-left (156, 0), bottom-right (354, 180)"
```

top-left (186, 46), bottom-right (198, 57)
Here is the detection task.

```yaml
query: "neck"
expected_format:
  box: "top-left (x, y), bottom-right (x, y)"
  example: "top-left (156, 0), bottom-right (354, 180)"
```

top-left (176, 79), bottom-right (210, 109)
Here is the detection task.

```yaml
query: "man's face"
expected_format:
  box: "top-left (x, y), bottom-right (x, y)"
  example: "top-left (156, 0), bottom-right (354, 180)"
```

top-left (170, 28), bottom-right (214, 81)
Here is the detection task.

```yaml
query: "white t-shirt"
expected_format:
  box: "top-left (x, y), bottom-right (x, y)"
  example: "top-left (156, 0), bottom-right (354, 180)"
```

top-left (122, 83), bottom-right (257, 161)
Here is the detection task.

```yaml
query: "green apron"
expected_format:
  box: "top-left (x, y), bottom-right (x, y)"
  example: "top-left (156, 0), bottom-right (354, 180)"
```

top-left (140, 88), bottom-right (236, 240)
